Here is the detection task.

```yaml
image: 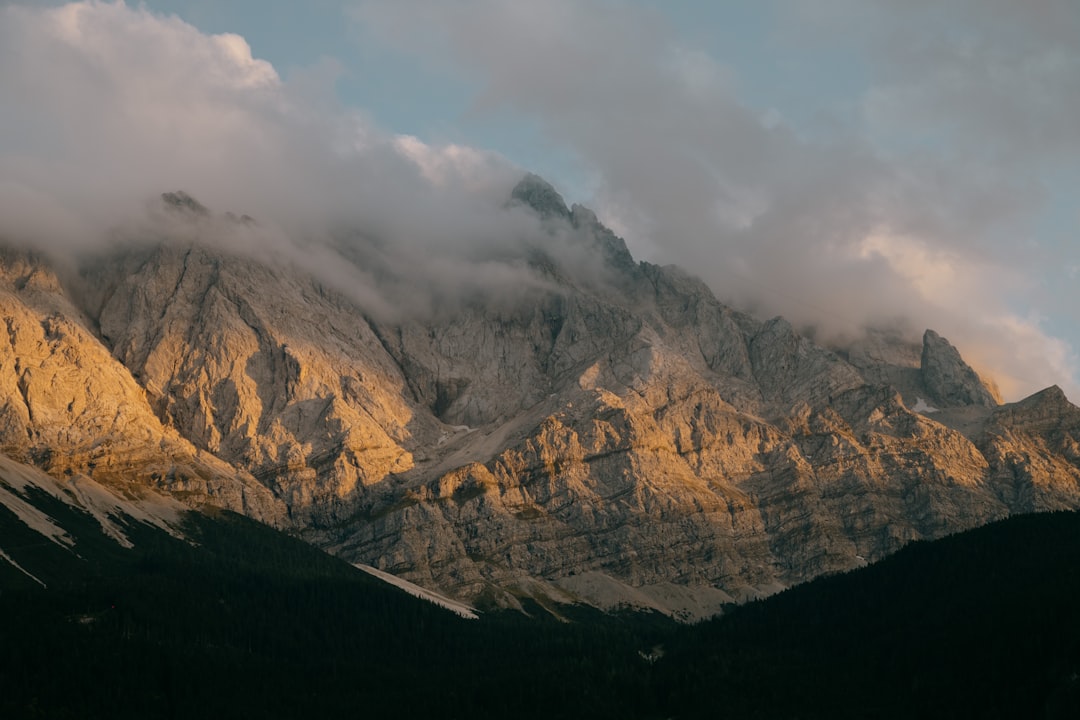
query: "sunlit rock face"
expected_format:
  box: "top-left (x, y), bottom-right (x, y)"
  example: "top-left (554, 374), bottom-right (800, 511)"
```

top-left (2, 182), bottom-right (1079, 618)
top-left (85, 243), bottom-right (435, 525)
top-left (0, 247), bottom-right (284, 523)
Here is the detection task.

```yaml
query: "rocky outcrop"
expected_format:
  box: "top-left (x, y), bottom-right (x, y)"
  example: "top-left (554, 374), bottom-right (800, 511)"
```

top-left (921, 329), bottom-right (1000, 408)
top-left (1, 182), bottom-right (1077, 618)
top-left (839, 327), bottom-right (925, 398)
top-left (0, 248), bottom-right (285, 523)
top-left (749, 317), bottom-right (865, 412)
top-left (510, 173), bottom-right (573, 221)
top-left (976, 386), bottom-right (1080, 512)
top-left (84, 243), bottom-right (443, 525)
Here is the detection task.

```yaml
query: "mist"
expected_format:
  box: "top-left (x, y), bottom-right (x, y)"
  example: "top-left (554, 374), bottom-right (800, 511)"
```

top-left (352, 0), bottom-right (1080, 401)
top-left (0, 1), bottom-right (590, 322)
top-left (1, 1), bottom-right (1077, 400)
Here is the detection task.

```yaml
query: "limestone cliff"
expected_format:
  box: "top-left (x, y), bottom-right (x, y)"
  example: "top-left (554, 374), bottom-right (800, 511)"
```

top-left (80, 243), bottom-right (446, 525)
top-left (0, 248), bottom-right (283, 523)
top-left (921, 329), bottom-right (1001, 407)
top-left (1, 181), bottom-right (1078, 619)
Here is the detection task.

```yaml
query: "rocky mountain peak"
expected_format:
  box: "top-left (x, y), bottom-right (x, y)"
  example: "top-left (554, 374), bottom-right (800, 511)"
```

top-left (510, 175), bottom-right (640, 287)
top-left (161, 190), bottom-right (210, 217)
top-left (569, 203), bottom-right (638, 276)
top-left (510, 173), bottom-right (572, 221)
top-left (993, 384), bottom-right (1077, 432)
top-left (2, 176), bottom-right (1078, 620)
top-left (921, 329), bottom-right (1000, 408)
top-left (1020, 384), bottom-right (1068, 407)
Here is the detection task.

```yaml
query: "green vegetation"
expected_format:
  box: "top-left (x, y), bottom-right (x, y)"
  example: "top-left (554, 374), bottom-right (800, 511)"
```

top-left (2, 498), bottom-right (1079, 718)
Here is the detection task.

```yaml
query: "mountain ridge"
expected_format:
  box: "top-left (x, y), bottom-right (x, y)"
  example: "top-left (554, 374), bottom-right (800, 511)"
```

top-left (0, 178), bottom-right (1078, 617)
top-left (3, 459), bottom-right (1078, 717)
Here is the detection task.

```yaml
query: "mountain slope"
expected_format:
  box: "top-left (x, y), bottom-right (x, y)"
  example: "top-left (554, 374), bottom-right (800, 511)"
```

top-left (3, 467), bottom-right (1078, 718)
top-left (657, 509), bottom-right (1080, 718)
top-left (0, 456), bottom-right (669, 720)
top-left (0, 248), bottom-right (284, 523)
top-left (0, 177), bottom-right (1078, 615)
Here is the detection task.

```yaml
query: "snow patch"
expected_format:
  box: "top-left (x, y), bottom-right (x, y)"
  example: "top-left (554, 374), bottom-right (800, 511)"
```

top-left (355, 564), bottom-right (479, 620)
top-left (0, 454), bottom-right (186, 550)
top-left (911, 397), bottom-right (939, 413)
top-left (63, 475), bottom-right (186, 546)
top-left (437, 424), bottom-right (475, 446)
top-left (0, 481), bottom-right (74, 549)
top-left (0, 548), bottom-right (47, 587)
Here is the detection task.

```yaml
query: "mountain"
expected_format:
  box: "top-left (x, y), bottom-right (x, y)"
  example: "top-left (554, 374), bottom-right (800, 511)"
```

top-left (1, 176), bottom-right (1079, 618)
top-left (656, 509), bottom-right (1080, 719)
top-left (3, 455), bottom-right (1077, 718)
top-left (0, 452), bottom-right (670, 719)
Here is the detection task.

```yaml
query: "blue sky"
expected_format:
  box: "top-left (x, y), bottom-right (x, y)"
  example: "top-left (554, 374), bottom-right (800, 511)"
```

top-left (1, 0), bottom-right (1078, 401)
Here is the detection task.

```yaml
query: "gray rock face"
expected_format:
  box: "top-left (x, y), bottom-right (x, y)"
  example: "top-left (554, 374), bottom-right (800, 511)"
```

top-left (510, 173), bottom-right (573, 221)
top-left (840, 327), bottom-right (924, 397)
top-left (749, 317), bottom-right (865, 412)
top-left (0, 182), bottom-right (1077, 618)
top-left (976, 385), bottom-right (1080, 512)
top-left (921, 329), bottom-right (1000, 408)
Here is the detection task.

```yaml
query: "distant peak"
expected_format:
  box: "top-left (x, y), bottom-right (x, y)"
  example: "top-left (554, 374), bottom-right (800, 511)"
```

top-left (510, 173), bottom-right (571, 220)
top-left (161, 191), bottom-right (209, 217)
top-left (1013, 384), bottom-right (1068, 409)
top-left (224, 211), bottom-right (257, 226)
top-left (920, 329), bottom-right (999, 408)
top-left (509, 173), bottom-right (639, 278)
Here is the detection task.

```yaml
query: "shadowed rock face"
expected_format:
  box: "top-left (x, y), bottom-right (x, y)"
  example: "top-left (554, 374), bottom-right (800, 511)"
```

top-left (510, 173), bottom-right (573, 221)
top-left (921, 329), bottom-right (1001, 408)
top-left (1, 183), bottom-right (1078, 618)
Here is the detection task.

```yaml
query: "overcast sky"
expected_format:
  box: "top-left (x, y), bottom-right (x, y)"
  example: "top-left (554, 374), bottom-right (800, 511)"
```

top-left (1, 0), bottom-right (1078, 401)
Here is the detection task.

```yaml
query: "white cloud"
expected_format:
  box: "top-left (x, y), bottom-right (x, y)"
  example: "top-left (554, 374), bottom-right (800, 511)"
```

top-left (0, 0), bottom-right (1076, 400)
top-left (0, 0), bottom-right (557, 320)
top-left (392, 134), bottom-right (508, 190)
top-left (349, 0), bottom-right (1080, 401)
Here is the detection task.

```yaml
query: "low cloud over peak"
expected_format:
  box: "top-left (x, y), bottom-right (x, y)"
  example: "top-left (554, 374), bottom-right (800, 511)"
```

top-left (1, 1), bottom-right (1077, 402)
top-left (352, 0), bottom-right (1080, 402)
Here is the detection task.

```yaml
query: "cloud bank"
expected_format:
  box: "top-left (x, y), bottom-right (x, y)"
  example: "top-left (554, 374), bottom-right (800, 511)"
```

top-left (0, 1), bottom-right (1076, 401)
top-left (0, 0), bottom-right (569, 319)
top-left (351, 0), bottom-right (1080, 401)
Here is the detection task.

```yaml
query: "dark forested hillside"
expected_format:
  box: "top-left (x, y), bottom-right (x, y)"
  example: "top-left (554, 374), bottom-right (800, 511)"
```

top-left (3, 501), bottom-right (1079, 718)
top-left (657, 510), bottom-right (1080, 719)
top-left (0, 505), bottom-right (668, 719)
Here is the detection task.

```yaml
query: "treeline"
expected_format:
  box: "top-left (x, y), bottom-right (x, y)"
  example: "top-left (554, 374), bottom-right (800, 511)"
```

top-left (0, 507), bottom-right (667, 719)
top-left (2, 502), bottom-right (1079, 718)
top-left (656, 510), bottom-right (1080, 718)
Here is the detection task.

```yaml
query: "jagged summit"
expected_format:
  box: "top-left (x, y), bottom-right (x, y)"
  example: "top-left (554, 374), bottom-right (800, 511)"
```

top-left (1, 179), bottom-right (1078, 619)
top-left (569, 203), bottom-right (637, 275)
top-left (510, 173), bottom-right (572, 220)
top-left (161, 190), bottom-right (210, 216)
top-left (510, 174), bottom-right (638, 282)
top-left (993, 384), bottom-right (1078, 434)
top-left (921, 329), bottom-right (1000, 408)
top-left (159, 192), bottom-right (257, 228)
top-left (1017, 384), bottom-right (1068, 406)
